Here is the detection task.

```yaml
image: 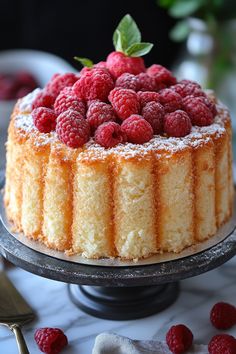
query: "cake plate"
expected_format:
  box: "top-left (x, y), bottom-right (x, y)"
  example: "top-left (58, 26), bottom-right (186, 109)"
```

top-left (1, 182), bottom-right (236, 320)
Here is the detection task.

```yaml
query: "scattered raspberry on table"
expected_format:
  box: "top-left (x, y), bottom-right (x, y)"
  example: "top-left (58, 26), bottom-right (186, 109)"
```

top-left (166, 324), bottom-right (193, 354)
top-left (34, 327), bottom-right (68, 354)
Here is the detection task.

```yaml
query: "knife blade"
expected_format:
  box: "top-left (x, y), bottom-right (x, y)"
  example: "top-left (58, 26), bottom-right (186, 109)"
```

top-left (0, 272), bottom-right (35, 354)
top-left (0, 272), bottom-right (35, 324)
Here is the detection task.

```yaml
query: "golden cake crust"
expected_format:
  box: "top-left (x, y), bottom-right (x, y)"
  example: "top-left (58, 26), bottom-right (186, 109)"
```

top-left (4, 90), bottom-right (234, 260)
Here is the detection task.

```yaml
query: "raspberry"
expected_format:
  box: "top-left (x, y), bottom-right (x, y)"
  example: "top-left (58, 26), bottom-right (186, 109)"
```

top-left (80, 67), bottom-right (91, 75)
top-left (142, 101), bottom-right (165, 134)
top-left (116, 73), bottom-right (140, 91)
top-left (171, 82), bottom-right (206, 98)
top-left (136, 73), bottom-right (156, 91)
top-left (95, 121), bottom-right (125, 148)
top-left (32, 107), bottom-right (57, 133)
top-left (54, 90), bottom-right (86, 116)
top-left (179, 79), bottom-right (201, 88)
top-left (59, 86), bottom-right (74, 96)
top-left (73, 68), bottom-right (114, 102)
top-left (87, 101), bottom-right (117, 132)
top-left (94, 61), bottom-right (107, 69)
top-left (56, 110), bottom-right (90, 148)
top-left (106, 51), bottom-right (145, 79)
top-left (183, 95), bottom-right (217, 117)
top-left (34, 327), bottom-right (68, 354)
top-left (182, 97), bottom-right (213, 126)
top-left (46, 73), bottom-right (78, 99)
top-left (210, 302), bottom-right (236, 330)
top-left (159, 88), bottom-right (183, 113)
top-left (164, 110), bottom-right (192, 137)
top-left (146, 64), bottom-right (177, 90)
top-left (32, 90), bottom-right (55, 109)
top-left (121, 114), bottom-right (153, 144)
top-left (137, 91), bottom-right (160, 108)
top-left (208, 334), bottom-right (236, 354)
top-left (108, 87), bottom-right (140, 121)
top-left (166, 324), bottom-right (193, 354)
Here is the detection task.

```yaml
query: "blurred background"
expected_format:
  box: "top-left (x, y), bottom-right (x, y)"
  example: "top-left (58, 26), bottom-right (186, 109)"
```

top-left (0, 0), bottom-right (236, 169)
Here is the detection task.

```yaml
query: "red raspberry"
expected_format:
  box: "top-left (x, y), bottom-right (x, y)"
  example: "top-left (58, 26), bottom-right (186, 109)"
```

top-left (80, 67), bottom-right (91, 75)
top-left (87, 101), bottom-right (117, 132)
top-left (32, 107), bottom-right (57, 133)
top-left (106, 51), bottom-right (145, 79)
top-left (95, 121), bottom-right (125, 148)
top-left (179, 79), bottom-right (201, 88)
top-left (171, 82), bottom-right (206, 98)
top-left (208, 334), bottom-right (236, 354)
top-left (182, 97), bottom-right (213, 126)
top-left (116, 73), bottom-right (140, 91)
top-left (34, 327), bottom-right (68, 354)
top-left (136, 73), bottom-right (157, 92)
top-left (137, 91), bottom-right (160, 108)
top-left (59, 86), bottom-right (74, 96)
top-left (210, 302), bottom-right (236, 330)
top-left (121, 114), bottom-right (153, 144)
top-left (32, 90), bottom-right (55, 109)
top-left (166, 324), bottom-right (193, 354)
top-left (164, 110), bottom-right (192, 137)
top-left (183, 95), bottom-right (217, 118)
top-left (94, 61), bottom-right (107, 69)
top-left (146, 64), bottom-right (177, 90)
top-left (142, 101), bottom-right (165, 134)
top-left (108, 87), bottom-right (140, 121)
top-left (73, 68), bottom-right (114, 102)
top-left (54, 90), bottom-right (86, 116)
top-left (159, 88), bottom-right (183, 113)
top-left (46, 73), bottom-right (78, 99)
top-left (56, 110), bottom-right (90, 148)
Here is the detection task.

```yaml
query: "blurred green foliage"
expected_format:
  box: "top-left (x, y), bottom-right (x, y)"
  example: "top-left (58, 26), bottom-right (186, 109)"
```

top-left (158, 0), bottom-right (236, 41)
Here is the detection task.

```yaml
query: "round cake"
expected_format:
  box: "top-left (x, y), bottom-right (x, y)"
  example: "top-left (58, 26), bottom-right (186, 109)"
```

top-left (3, 16), bottom-right (234, 260)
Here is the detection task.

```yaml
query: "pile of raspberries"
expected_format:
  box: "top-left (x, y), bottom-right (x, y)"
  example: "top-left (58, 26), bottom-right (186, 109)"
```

top-left (31, 51), bottom-right (217, 149)
top-left (34, 302), bottom-right (236, 354)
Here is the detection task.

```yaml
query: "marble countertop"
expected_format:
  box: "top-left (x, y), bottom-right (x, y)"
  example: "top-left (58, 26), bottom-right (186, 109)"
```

top-left (0, 256), bottom-right (236, 354)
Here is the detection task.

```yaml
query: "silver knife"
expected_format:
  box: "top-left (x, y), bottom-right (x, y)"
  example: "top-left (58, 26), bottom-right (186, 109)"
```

top-left (0, 272), bottom-right (35, 354)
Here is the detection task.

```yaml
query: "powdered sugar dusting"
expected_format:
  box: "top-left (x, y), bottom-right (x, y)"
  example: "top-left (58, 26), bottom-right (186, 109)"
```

top-left (15, 114), bottom-right (35, 132)
top-left (18, 88), bottom-right (42, 113)
top-left (14, 90), bottom-right (229, 156)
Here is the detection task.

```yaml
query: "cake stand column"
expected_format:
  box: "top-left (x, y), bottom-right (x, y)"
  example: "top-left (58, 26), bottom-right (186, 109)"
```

top-left (68, 283), bottom-right (179, 320)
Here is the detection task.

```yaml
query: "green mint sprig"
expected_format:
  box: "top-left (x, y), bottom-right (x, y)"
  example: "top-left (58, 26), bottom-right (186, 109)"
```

top-left (74, 57), bottom-right (94, 67)
top-left (113, 14), bottom-right (153, 57)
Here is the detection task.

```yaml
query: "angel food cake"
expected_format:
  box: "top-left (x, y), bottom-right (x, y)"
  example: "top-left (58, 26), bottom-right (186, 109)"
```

top-left (4, 15), bottom-right (234, 260)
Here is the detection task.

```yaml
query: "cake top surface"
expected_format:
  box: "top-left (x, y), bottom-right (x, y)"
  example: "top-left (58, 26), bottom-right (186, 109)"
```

top-left (14, 89), bottom-right (228, 160)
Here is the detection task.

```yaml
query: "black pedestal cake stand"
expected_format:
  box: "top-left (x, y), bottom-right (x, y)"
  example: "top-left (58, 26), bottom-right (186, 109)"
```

top-left (1, 173), bottom-right (236, 320)
top-left (0, 221), bottom-right (236, 320)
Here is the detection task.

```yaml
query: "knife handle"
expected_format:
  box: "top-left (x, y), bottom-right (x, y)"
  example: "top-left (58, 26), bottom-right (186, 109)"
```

top-left (10, 324), bottom-right (30, 354)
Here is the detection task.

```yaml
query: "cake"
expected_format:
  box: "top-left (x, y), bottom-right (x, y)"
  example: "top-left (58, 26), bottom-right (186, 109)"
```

top-left (4, 15), bottom-right (234, 260)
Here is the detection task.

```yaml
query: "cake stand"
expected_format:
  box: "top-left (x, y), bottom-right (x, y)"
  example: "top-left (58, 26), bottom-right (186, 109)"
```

top-left (1, 177), bottom-right (236, 320)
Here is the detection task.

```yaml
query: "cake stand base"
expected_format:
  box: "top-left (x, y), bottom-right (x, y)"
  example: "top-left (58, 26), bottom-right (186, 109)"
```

top-left (68, 283), bottom-right (179, 320)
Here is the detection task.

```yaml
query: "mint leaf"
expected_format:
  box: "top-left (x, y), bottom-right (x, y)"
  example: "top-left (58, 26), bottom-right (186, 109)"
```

top-left (113, 14), bottom-right (141, 51)
top-left (126, 42), bottom-right (153, 57)
top-left (74, 57), bottom-right (94, 67)
top-left (113, 30), bottom-right (125, 52)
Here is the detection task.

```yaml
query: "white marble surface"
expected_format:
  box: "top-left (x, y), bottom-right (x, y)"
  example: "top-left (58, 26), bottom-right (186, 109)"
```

top-left (0, 257), bottom-right (236, 354)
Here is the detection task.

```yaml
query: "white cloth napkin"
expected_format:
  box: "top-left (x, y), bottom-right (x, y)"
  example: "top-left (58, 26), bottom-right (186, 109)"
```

top-left (92, 333), bottom-right (208, 354)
